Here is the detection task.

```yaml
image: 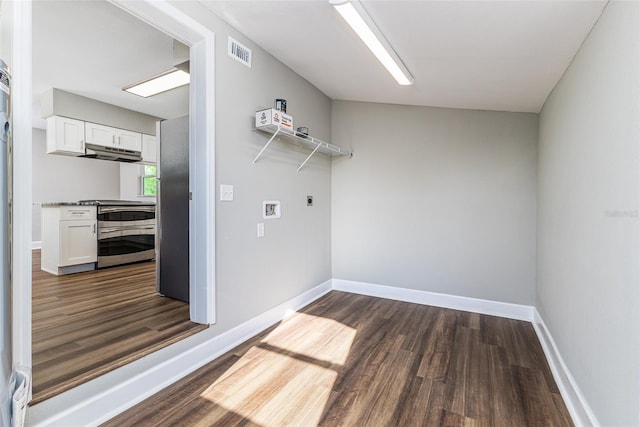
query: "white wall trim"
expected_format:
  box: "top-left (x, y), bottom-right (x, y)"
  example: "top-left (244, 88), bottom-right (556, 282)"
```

top-left (111, 0), bottom-right (216, 325)
top-left (532, 309), bottom-right (599, 427)
top-left (27, 279), bottom-right (333, 427)
top-left (332, 279), bottom-right (534, 321)
top-left (31, 241), bottom-right (41, 250)
top-left (11, 0), bottom-right (33, 391)
top-left (332, 279), bottom-right (595, 426)
top-left (27, 281), bottom-right (596, 427)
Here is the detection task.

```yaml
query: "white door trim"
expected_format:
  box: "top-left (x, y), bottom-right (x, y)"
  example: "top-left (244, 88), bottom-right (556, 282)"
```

top-left (109, 0), bottom-right (216, 324)
top-left (10, 0), bottom-right (216, 405)
top-left (11, 0), bottom-right (33, 387)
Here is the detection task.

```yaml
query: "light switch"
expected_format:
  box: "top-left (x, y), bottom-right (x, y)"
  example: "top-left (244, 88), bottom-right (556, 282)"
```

top-left (220, 184), bottom-right (234, 201)
top-left (257, 223), bottom-right (264, 238)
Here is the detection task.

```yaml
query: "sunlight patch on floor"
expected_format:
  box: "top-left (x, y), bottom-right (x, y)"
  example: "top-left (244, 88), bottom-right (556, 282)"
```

top-left (200, 312), bottom-right (356, 426)
top-left (262, 312), bottom-right (357, 365)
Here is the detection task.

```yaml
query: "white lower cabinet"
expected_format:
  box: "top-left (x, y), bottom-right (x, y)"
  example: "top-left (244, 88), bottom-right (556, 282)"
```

top-left (59, 220), bottom-right (97, 266)
top-left (41, 206), bottom-right (97, 275)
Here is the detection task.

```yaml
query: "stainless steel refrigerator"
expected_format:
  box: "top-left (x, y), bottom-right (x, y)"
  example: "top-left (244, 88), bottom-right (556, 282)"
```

top-left (156, 116), bottom-right (189, 303)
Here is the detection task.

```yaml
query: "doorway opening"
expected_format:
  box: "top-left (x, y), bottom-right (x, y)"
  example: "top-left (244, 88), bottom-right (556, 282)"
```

top-left (24, 0), bottom-right (215, 404)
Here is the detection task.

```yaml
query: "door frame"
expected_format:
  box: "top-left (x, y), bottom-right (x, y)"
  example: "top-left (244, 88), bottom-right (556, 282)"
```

top-left (112, 0), bottom-right (217, 325)
top-left (11, 0), bottom-right (216, 400)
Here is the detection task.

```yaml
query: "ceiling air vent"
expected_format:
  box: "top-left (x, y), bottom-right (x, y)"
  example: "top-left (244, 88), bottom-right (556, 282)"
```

top-left (228, 36), bottom-right (252, 68)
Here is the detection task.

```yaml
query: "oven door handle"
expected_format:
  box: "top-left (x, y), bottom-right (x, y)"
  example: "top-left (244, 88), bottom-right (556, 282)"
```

top-left (120, 225), bottom-right (155, 231)
top-left (99, 206), bottom-right (156, 213)
top-left (99, 227), bottom-right (120, 234)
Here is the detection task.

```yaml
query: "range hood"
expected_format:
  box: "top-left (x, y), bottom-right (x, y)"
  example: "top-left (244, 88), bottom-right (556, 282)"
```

top-left (82, 142), bottom-right (142, 162)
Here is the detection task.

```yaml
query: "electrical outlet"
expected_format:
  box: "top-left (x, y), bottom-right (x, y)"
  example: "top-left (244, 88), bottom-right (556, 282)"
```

top-left (307, 195), bottom-right (313, 206)
top-left (220, 184), bottom-right (233, 201)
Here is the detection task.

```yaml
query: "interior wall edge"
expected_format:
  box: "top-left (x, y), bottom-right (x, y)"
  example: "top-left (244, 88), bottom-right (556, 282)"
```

top-left (532, 309), bottom-right (599, 427)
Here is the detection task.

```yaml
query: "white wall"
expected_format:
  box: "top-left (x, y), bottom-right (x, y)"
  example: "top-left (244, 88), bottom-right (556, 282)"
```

top-left (41, 89), bottom-right (160, 135)
top-left (119, 163), bottom-right (155, 203)
top-left (537, 1), bottom-right (640, 425)
top-left (172, 3), bottom-right (333, 334)
top-left (32, 128), bottom-right (121, 242)
top-left (332, 101), bottom-right (538, 305)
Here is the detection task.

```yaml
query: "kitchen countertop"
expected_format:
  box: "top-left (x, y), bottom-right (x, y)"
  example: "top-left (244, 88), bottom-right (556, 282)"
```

top-left (42, 200), bottom-right (156, 207)
top-left (41, 202), bottom-right (93, 207)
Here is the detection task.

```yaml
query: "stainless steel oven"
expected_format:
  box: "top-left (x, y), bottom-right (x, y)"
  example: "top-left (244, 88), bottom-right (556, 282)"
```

top-left (97, 204), bottom-right (156, 268)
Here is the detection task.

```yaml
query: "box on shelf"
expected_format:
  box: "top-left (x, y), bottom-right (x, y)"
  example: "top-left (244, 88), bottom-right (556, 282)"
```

top-left (255, 108), bottom-right (293, 131)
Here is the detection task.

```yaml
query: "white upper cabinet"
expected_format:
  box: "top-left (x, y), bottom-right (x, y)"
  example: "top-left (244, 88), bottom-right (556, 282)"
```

top-left (85, 122), bottom-right (115, 147)
top-left (85, 122), bottom-right (142, 152)
top-left (46, 116), bottom-right (85, 155)
top-left (141, 134), bottom-right (157, 164)
top-left (118, 129), bottom-right (142, 152)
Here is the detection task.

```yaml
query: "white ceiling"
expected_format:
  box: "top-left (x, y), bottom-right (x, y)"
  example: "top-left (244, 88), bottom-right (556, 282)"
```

top-left (203, 0), bottom-right (607, 113)
top-left (32, 0), bottom-right (189, 129)
top-left (32, 0), bottom-right (607, 129)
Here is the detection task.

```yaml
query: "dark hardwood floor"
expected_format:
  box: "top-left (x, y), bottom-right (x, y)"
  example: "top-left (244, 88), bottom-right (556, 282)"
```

top-left (32, 250), bottom-right (207, 404)
top-left (103, 291), bottom-right (572, 426)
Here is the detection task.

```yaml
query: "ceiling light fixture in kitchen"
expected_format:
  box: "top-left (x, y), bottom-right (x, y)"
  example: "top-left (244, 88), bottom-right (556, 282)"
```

top-left (331, 0), bottom-right (414, 86)
top-left (123, 68), bottom-right (190, 98)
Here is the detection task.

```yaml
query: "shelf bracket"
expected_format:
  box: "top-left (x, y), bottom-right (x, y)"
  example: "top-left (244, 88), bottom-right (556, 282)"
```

top-left (297, 141), bottom-right (323, 172)
top-left (252, 126), bottom-right (281, 164)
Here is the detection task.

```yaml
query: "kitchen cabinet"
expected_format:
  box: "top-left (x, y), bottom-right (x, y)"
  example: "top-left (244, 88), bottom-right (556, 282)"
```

top-left (141, 134), bottom-right (157, 164)
top-left (85, 122), bottom-right (142, 152)
top-left (59, 219), bottom-right (97, 267)
top-left (41, 205), bottom-right (97, 275)
top-left (46, 116), bottom-right (85, 155)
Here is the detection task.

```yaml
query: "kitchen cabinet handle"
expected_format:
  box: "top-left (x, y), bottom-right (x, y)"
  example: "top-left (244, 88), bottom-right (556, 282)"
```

top-left (93, 224), bottom-right (96, 234)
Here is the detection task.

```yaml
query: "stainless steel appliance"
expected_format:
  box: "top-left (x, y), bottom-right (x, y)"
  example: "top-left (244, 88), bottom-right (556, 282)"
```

top-left (83, 143), bottom-right (142, 163)
top-left (88, 202), bottom-right (156, 268)
top-left (157, 116), bottom-right (189, 302)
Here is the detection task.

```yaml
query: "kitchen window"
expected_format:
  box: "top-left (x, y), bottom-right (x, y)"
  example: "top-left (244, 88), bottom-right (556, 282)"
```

top-left (141, 165), bottom-right (157, 196)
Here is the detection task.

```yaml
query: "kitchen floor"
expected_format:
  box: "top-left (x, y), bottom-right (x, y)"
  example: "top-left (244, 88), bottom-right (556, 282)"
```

top-left (31, 250), bottom-right (207, 404)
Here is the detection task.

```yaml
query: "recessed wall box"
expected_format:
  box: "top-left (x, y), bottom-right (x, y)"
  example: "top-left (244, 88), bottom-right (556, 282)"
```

top-left (255, 108), bottom-right (293, 131)
top-left (263, 200), bottom-right (281, 219)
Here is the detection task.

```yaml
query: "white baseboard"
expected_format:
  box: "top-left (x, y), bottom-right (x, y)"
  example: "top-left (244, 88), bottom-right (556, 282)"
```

top-left (27, 280), bottom-right (333, 427)
top-left (532, 309), bottom-right (598, 427)
top-left (332, 279), bottom-right (534, 321)
top-left (31, 241), bottom-right (41, 250)
top-left (333, 279), bottom-right (596, 426)
top-left (27, 278), bottom-right (592, 427)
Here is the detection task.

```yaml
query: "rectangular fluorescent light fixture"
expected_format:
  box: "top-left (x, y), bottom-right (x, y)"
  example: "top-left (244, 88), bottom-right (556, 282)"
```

top-left (331, 0), bottom-right (414, 86)
top-left (123, 68), bottom-right (190, 98)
